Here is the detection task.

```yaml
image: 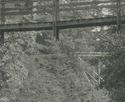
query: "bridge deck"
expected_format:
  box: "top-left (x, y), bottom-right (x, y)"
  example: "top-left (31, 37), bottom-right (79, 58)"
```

top-left (0, 16), bottom-right (125, 32)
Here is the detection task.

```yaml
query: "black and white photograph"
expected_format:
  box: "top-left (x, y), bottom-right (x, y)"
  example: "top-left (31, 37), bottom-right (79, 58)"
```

top-left (0, 0), bottom-right (124, 102)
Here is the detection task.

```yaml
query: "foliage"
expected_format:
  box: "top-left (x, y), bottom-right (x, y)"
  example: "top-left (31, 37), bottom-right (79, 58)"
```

top-left (93, 27), bottom-right (125, 102)
top-left (0, 0), bottom-right (118, 102)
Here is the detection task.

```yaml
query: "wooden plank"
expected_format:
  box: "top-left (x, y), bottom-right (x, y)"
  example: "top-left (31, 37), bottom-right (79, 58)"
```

top-left (3, 10), bottom-right (51, 16)
top-left (0, 16), bottom-right (125, 32)
top-left (2, 1), bottom-right (117, 11)
top-left (59, 3), bottom-right (125, 11)
top-left (53, 0), bottom-right (60, 40)
top-left (117, 0), bottom-right (121, 31)
top-left (76, 52), bottom-right (111, 57)
top-left (58, 16), bottom-right (125, 29)
top-left (3, 5), bottom-right (52, 11)
top-left (60, 1), bottom-right (116, 6)
top-left (3, 3), bottom-right (125, 12)
top-left (1, 0), bottom-right (5, 44)
top-left (0, 0), bottom-right (51, 3)
top-left (3, 3), bottom-right (124, 16)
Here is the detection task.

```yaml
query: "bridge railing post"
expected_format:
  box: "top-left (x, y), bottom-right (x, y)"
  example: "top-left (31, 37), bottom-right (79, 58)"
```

top-left (0, 0), bottom-right (5, 45)
top-left (53, 0), bottom-right (59, 40)
top-left (116, 0), bottom-right (121, 32)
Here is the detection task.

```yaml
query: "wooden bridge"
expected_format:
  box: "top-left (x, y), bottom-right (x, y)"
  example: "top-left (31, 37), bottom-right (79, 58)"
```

top-left (0, 0), bottom-right (124, 42)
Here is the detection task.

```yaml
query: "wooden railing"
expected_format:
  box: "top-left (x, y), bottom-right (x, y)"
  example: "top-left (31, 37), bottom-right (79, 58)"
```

top-left (0, 0), bottom-right (123, 42)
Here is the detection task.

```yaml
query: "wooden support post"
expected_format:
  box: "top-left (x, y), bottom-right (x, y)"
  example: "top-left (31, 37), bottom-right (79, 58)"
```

top-left (53, 0), bottom-right (59, 40)
top-left (84, 72), bottom-right (93, 88)
top-left (98, 61), bottom-right (101, 86)
top-left (32, 1), bottom-right (38, 20)
top-left (25, 0), bottom-right (32, 12)
top-left (1, 0), bottom-right (5, 45)
top-left (116, 0), bottom-right (121, 31)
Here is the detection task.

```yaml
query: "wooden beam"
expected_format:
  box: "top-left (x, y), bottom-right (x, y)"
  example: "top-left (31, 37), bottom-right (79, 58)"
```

top-left (117, 0), bottom-right (121, 31)
top-left (0, 16), bottom-right (124, 32)
top-left (3, 3), bottom-right (125, 16)
top-left (53, 0), bottom-right (59, 40)
top-left (76, 52), bottom-right (111, 57)
top-left (1, 0), bottom-right (5, 44)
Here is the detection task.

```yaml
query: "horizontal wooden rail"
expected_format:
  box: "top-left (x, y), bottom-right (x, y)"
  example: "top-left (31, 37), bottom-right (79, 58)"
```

top-left (2, 4), bottom-right (125, 16)
top-left (0, 0), bottom-right (50, 3)
top-left (3, 1), bottom-right (125, 11)
top-left (0, 16), bottom-right (124, 32)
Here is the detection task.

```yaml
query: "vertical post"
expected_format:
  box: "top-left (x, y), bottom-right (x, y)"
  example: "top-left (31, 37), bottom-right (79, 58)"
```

top-left (25, 0), bottom-right (32, 12)
top-left (117, 0), bottom-right (121, 31)
top-left (32, 1), bottom-right (38, 20)
top-left (1, 0), bottom-right (5, 45)
top-left (98, 61), bottom-right (101, 86)
top-left (53, 0), bottom-right (59, 40)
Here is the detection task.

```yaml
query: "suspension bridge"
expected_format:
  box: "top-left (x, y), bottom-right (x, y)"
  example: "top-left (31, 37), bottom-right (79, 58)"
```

top-left (0, 0), bottom-right (124, 42)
